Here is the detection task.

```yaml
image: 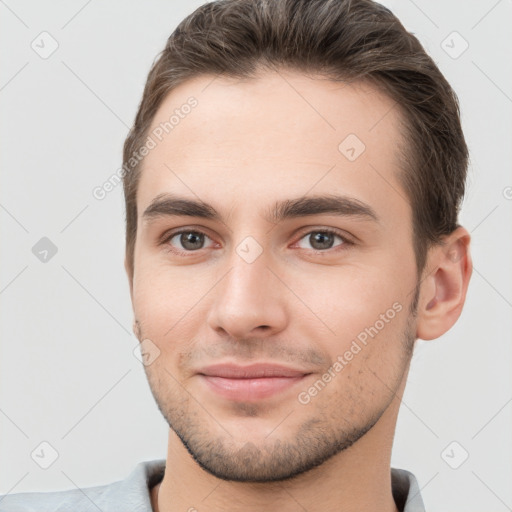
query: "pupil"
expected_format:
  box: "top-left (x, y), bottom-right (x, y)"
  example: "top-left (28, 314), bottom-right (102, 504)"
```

top-left (182, 232), bottom-right (203, 250)
top-left (312, 232), bottom-right (333, 250)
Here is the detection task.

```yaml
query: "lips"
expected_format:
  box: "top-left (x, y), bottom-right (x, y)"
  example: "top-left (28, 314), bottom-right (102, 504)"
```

top-left (198, 363), bottom-right (309, 379)
top-left (197, 363), bottom-right (312, 401)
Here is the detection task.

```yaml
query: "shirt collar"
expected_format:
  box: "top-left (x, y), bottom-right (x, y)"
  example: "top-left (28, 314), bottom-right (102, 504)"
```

top-left (126, 460), bottom-right (425, 512)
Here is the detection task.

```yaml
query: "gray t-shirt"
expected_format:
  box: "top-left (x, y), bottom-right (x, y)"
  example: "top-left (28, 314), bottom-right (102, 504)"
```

top-left (0, 460), bottom-right (426, 511)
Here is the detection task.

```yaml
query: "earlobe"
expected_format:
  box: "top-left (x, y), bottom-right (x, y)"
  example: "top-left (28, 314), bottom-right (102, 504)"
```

top-left (416, 227), bottom-right (472, 340)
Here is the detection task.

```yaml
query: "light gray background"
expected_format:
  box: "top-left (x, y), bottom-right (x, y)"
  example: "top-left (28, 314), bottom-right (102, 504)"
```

top-left (1, 1), bottom-right (511, 510)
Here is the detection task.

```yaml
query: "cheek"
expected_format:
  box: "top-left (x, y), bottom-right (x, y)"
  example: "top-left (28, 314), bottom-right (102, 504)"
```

top-left (289, 264), bottom-right (406, 339)
top-left (132, 262), bottom-right (211, 342)
top-left (304, 303), bottom-right (411, 413)
top-left (289, 265), bottom-right (413, 392)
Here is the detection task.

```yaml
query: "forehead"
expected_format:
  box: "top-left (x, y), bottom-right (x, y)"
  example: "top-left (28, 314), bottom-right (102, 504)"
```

top-left (136, 69), bottom-right (409, 225)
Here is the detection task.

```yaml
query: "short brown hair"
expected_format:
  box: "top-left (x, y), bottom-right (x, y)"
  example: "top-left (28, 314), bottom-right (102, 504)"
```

top-left (122, 0), bottom-right (468, 279)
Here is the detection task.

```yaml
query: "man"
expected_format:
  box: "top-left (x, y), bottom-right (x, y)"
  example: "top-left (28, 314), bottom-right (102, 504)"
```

top-left (0, 0), bottom-right (472, 510)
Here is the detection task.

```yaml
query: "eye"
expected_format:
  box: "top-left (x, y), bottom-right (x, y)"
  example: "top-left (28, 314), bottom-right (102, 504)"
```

top-left (162, 230), bottom-right (216, 254)
top-left (295, 229), bottom-right (351, 251)
top-left (160, 227), bottom-right (353, 256)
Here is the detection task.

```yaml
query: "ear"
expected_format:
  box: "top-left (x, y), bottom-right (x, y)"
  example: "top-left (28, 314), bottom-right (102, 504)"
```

top-left (124, 256), bottom-right (141, 340)
top-left (124, 255), bottom-right (134, 305)
top-left (415, 226), bottom-right (473, 340)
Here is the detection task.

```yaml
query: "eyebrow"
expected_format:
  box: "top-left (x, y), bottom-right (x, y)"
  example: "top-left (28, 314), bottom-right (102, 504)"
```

top-left (142, 193), bottom-right (379, 225)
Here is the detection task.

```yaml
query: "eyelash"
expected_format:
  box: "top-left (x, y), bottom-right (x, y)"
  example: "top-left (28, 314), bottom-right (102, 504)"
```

top-left (160, 227), bottom-right (354, 256)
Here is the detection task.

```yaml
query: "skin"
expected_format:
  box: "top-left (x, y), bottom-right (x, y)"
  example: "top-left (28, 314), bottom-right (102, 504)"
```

top-left (125, 69), bottom-right (472, 512)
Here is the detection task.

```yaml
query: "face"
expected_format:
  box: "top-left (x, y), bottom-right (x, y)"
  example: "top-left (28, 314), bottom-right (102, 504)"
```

top-left (128, 70), bottom-right (420, 482)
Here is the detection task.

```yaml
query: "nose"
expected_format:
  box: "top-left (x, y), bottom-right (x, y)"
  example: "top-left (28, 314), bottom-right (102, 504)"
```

top-left (206, 248), bottom-right (288, 341)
